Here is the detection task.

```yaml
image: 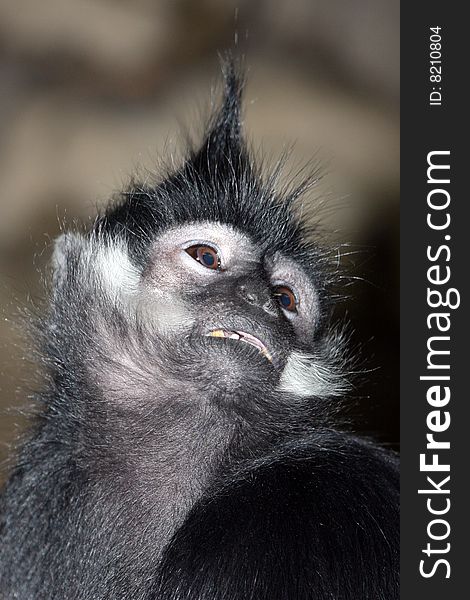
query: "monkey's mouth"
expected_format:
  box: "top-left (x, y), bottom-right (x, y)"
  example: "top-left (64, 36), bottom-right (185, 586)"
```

top-left (206, 329), bottom-right (273, 363)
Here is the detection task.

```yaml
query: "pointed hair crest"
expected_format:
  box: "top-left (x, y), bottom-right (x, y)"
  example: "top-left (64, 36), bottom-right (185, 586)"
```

top-left (98, 59), bottom-right (333, 293)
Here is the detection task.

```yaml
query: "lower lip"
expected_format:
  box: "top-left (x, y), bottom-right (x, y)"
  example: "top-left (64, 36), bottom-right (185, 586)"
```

top-left (206, 329), bottom-right (273, 363)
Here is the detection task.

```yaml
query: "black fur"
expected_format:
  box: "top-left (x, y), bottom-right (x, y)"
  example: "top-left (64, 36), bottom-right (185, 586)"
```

top-left (154, 432), bottom-right (399, 600)
top-left (0, 61), bottom-right (399, 599)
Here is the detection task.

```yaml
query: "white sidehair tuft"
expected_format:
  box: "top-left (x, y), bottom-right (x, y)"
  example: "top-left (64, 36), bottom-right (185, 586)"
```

top-left (279, 351), bottom-right (349, 398)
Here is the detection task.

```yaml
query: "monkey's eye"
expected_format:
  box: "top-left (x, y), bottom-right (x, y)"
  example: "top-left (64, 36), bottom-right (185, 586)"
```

top-left (273, 286), bottom-right (298, 312)
top-left (185, 245), bottom-right (220, 270)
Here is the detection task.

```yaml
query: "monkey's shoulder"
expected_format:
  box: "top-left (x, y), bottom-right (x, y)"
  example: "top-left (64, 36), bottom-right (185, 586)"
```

top-left (154, 431), bottom-right (399, 600)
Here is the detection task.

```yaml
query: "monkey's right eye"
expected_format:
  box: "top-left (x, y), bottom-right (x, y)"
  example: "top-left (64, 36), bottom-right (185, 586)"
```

top-left (185, 245), bottom-right (221, 270)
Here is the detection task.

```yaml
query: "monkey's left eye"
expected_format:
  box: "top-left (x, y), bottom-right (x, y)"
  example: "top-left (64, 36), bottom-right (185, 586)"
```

top-left (273, 286), bottom-right (298, 312)
top-left (185, 245), bottom-right (220, 270)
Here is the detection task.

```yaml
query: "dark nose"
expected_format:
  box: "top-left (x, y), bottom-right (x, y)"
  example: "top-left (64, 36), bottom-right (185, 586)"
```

top-left (238, 279), bottom-right (278, 317)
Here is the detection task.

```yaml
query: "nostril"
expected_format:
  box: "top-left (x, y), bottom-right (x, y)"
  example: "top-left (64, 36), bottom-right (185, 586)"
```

top-left (246, 292), bottom-right (256, 303)
top-left (238, 281), bottom-right (275, 313)
top-left (238, 284), bottom-right (257, 305)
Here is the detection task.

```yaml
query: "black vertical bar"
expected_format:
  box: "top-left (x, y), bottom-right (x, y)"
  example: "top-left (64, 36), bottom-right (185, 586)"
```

top-left (401, 3), bottom-right (467, 597)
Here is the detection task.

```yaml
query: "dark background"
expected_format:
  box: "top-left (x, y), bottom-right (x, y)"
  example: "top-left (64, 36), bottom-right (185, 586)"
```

top-left (0, 0), bottom-right (399, 479)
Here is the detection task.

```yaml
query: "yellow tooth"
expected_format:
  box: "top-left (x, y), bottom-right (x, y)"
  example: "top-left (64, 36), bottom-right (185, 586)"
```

top-left (209, 330), bottom-right (225, 338)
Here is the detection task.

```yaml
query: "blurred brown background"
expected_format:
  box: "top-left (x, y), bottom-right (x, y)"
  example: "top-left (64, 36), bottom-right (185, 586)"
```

top-left (0, 0), bottom-right (399, 476)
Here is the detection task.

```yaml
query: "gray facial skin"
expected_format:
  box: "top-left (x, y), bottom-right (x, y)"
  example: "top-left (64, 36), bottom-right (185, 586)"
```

top-left (142, 222), bottom-right (320, 364)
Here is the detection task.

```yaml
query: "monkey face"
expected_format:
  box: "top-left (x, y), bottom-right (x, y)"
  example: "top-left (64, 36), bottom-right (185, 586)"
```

top-left (140, 221), bottom-right (321, 380)
top-left (50, 221), bottom-right (344, 407)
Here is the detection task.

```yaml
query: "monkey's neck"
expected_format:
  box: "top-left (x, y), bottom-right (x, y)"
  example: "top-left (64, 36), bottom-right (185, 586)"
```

top-left (1, 396), bottom-right (239, 594)
top-left (68, 395), bottom-right (239, 554)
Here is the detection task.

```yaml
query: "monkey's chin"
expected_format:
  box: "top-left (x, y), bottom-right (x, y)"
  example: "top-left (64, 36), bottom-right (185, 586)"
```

top-left (168, 333), bottom-right (279, 398)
